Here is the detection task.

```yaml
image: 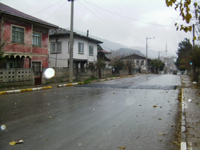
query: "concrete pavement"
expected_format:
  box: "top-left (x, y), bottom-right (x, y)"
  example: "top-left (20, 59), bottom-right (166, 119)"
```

top-left (181, 75), bottom-right (200, 150)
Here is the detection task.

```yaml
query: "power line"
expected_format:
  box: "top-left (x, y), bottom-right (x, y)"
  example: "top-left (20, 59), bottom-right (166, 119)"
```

top-left (83, 0), bottom-right (174, 27)
top-left (32, 0), bottom-right (63, 15)
top-left (78, 0), bottom-right (135, 40)
top-left (46, 1), bottom-right (67, 20)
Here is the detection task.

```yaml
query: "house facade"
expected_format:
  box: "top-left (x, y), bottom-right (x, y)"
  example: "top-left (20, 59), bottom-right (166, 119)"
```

top-left (121, 53), bottom-right (151, 73)
top-left (49, 28), bottom-right (103, 72)
top-left (97, 45), bottom-right (112, 69)
top-left (0, 3), bottom-right (58, 77)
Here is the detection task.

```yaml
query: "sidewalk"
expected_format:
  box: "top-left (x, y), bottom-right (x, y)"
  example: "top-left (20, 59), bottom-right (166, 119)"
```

top-left (181, 75), bottom-right (200, 150)
top-left (0, 75), bottom-right (130, 94)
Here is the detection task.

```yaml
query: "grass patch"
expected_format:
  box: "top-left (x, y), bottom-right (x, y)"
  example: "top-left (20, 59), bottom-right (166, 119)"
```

top-left (83, 77), bottom-right (98, 84)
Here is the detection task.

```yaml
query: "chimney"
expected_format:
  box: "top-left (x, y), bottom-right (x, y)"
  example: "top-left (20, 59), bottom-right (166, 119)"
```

top-left (87, 30), bottom-right (89, 37)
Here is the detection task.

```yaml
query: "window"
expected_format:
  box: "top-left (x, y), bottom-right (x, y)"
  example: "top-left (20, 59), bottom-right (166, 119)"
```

top-left (141, 60), bottom-right (144, 65)
top-left (136, 60), bottom-right (139, 66)
top-left (50, 42), bottom-right (62, 53)
top-left (32, 32), bottom-right (41, 46)
top-left (89, 45), bottom-right (93, 56)
top-left (78, 42), bottom-right (84, 54)
top-left (32, 61), bottom-right (41, 76)
top-left (12, 26), bottom-right (24, 43)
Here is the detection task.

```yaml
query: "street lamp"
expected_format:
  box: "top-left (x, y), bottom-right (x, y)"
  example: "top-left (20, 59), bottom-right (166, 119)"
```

top-left (146, 37), bottom-right (155, 74)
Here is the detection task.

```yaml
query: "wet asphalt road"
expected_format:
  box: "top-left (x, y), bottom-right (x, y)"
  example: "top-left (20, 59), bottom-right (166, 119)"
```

top-left (0, 74), bottom-right (181, 150)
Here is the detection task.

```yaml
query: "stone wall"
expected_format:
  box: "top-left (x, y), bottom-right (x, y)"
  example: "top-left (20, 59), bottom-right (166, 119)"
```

top-left (42, 67), bottom-right (70, 84)
top-left (0, 68), bottom-right (34, 87)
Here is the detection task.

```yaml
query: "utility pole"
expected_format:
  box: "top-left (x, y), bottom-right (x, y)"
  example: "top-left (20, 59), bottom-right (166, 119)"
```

top-left (146, 37), bottom-right (155, 74)
top-left (193, 24), bottom-right (195, 47)
top-left (69, 0), bottom-right (74, 83)
top-left (192, 24), bottom-right (195, 80)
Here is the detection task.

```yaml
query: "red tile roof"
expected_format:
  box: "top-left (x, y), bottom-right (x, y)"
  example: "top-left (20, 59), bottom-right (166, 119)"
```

top-left (0, 3), bottom-right (58, 28)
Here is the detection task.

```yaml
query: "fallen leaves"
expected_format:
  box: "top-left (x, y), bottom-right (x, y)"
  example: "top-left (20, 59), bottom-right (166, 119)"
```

top-left (118, 146), bottom-right (126, 149)
top-left (9, 141), bottom-right (16, 145)
top-left (136, 135), bottom-right (140, 139)
top-left (9, 140), bottom-right (23, 145)
top-left (158, 133), bottom-right (165, 135)
top-left (153, 105), bottom-right (157, 108)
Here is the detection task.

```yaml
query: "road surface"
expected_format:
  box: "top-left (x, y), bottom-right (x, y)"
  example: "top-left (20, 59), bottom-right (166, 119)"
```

top-left (0, 74), bottom-right (181, 150)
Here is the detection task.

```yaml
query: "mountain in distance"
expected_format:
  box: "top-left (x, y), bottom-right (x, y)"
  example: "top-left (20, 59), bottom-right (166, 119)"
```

top-left (70, 29), bottom-right (159, 59)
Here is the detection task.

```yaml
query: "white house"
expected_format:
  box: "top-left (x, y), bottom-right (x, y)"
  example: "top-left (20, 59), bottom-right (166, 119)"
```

top-left (48, 28), bottom-right (103, 71)
top-left (121, 53), bottom-right (151, 73)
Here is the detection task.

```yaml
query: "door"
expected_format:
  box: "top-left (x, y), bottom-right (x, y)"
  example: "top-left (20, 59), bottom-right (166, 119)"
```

top-left (32, 61), bottom-right (42, 85)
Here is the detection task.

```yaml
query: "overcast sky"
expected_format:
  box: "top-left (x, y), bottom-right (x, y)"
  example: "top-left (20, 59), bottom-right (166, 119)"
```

top-left (1, 0), bottom-right (195, 57)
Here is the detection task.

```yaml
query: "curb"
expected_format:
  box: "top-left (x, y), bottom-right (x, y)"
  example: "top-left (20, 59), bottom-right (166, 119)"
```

top-left (180, 88), bottom-right (187, 150)
top-left (0, 86), bottom-right (52, 95)
top-left (0, 75), bottom-right (137, 94)
top-left (57, 82), bottom-right (84, 88)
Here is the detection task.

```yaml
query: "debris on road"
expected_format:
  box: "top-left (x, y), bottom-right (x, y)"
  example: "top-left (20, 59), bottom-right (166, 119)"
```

top-left (158, 133), bottom-right (165, 135)
top-left (118, 146), bottom-right (126, 149)
top-left (188, 99), bottom-right (192, 102)
top-left (153, 105), bottom-right (157, 108)
top-left (136, 135), bottom-right (140, 139)
top-left (9, 140), bottom-right (23, 145)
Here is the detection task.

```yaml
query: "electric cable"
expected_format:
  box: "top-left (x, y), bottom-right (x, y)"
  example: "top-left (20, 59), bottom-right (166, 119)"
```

top-left (83, 0), bottom-right (174, 27)
top-left (32, 0), bottom-right (63, 15)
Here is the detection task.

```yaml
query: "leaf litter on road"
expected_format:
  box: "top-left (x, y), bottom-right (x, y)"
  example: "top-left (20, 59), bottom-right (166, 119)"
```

top-left (118, 146), bottom-right (126, 149)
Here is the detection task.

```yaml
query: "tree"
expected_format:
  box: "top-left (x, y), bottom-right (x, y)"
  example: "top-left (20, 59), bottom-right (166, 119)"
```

top-left (151, 59), bottom-right (165, 73)
top-left (175, 38), bottom-right (192, 70)
top-left (190, 45), bottom-right (200, 68)
top-left (0, 42), bottom-right (5, 65)
top-left (110, 56), bottom-right (125, 74)
top-left (165, 0), bottom-right (200, 35)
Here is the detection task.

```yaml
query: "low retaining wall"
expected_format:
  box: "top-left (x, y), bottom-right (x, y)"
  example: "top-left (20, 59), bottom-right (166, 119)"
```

top-left (0, 68), bottom-right (34, 87)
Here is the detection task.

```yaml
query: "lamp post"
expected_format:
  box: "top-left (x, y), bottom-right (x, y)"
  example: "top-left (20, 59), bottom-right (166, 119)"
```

top-left (68, 0), bottom-right (74, 83)
top-left (146, 37), bottom-right (155, 74)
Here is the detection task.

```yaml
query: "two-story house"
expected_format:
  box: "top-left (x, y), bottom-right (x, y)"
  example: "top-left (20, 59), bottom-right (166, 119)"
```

top-left (49, 28), bottom-right (103, 72)
top-left (0, 3), bottom-right (58, 83)
top-left (121, 53), bottom-right (151, 73)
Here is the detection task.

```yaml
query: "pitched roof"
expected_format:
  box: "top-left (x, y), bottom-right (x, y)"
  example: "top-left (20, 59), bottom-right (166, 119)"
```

top-left (0, 3), bottom-right (58, 28)
top-left (121, 53), bottom-right (151, 60)
top-left (98, 50), bottom-right (112, 54)
top-left (49, 28), bottom-right (103, 44)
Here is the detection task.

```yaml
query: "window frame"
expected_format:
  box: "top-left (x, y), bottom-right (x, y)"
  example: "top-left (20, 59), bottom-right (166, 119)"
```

top-left (50, 42), bottom-right (62, 54)
top-left (32, 32), bottom-right (42, 47)
top-left (31, 61), bottom-right (42, 76)
top-left (78, 42), bottom-right (84, 54)
top-left (89, 45), bottom-right (94, 56)
top-left (12, 25), bottom-right (25, 44)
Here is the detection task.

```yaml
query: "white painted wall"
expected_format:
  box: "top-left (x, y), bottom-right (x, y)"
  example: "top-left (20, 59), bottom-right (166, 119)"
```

top-left (49, 36), bottom-right (98, 68)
